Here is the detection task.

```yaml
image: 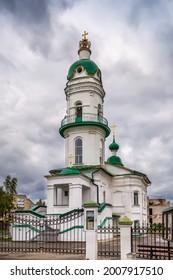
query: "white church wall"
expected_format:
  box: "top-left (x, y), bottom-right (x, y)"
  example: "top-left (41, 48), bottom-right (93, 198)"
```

top-left (69, 184), bottom-right (82, 209)
top-left (82, 186), bottom-right (90, 204)
top-left (47, 185), bottom-right (54, 214)
top-left (105, 162), bottom-right (132, 175)
top-left (51, 206), bottom-right (70, 214)
top-left (91, 170), bottom-right (111, 204)
top-left (64, 126), bottom-right (105, 166)
top-left (46, 174), bottom-right (92, 214)
top-left (67, 83), bottom-right (103, 116)
top-left (110, 175), bottom-right (148, 224)
top-left (98, 206), bottom-right (113, 227)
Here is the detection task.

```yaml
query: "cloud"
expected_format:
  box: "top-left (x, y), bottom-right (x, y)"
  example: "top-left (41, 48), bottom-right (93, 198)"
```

top-left (0, 0), bottom-right (173, 206)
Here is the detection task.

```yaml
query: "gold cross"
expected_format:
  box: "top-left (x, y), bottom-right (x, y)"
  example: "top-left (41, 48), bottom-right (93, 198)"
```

top-left (68, 154), bottom-right (74, 168)
top-left (82, 31), bottom-right (88, 40)
top-left (111, 124), bottom-right (117, 136)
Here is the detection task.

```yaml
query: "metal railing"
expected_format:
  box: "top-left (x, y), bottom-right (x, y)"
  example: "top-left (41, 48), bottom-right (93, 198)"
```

top-left (98, 226), bottom-right (120, 259)
top-left (61, 113), bottom-right (109, 127)
top-left (131, 224), bottom-right (173, 260)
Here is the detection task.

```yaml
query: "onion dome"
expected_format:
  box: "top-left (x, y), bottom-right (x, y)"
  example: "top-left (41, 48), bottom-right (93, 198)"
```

top-left (109, 138), bottom-right (119, 151)
top-left (107, 155), bottom-right (123, 166)
top-left (67, 59), bottom-right (99, 80)
top-left (107, 136), bottom-right (123, 166)
top-left (67, 31), bottom-right (101, 81)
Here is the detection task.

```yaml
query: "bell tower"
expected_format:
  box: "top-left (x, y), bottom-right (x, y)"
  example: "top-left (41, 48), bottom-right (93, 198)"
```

top-left (59, 32), bottom-right (110, 167)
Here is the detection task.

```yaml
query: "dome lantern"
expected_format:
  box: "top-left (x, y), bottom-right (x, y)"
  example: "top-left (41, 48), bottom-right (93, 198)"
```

top-left (78, 31), bottom-right (91, 59)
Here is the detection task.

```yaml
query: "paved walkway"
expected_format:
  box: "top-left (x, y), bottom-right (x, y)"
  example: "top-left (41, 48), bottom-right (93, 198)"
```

top-left (0, 252), bottom-right (85, 260)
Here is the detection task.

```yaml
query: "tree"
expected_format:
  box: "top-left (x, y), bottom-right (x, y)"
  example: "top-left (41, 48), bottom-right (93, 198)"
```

top-left (0, 187), bottom-right (13, 218)
top-left (3, 175), bottom-right (17, 194)
top-left (0, 175), bottom-right (18, 218)
top-left (36, 198), bottom-right (45, 206)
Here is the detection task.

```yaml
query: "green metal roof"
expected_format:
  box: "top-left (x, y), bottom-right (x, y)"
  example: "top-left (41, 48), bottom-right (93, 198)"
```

top-left (83, 201), bottom-right (99, 208)
top-left (107, 155), bottom-right (124, 166)
top-left (60, 167), bottom-right (80, 175)
top-left (59, 121), bottom-right (110, 138)
top-left (118, 216), bottom-right (133, 225)
top-left (67, 59), bottom-right (99, 80)
top-left (48, 165), bottom-right (113, 177)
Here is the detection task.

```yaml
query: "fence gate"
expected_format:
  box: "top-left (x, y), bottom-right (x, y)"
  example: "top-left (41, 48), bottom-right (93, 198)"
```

top-left (131, 225), bottom-right (173, 260)
top-left (98, 226), bottom-right (120, 259)
top-left (0, 211), bottom-right (86, 256)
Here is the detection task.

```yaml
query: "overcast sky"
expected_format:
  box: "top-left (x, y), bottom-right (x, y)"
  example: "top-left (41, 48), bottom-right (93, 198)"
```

top-left (0, 0), bottom-right (173, 204)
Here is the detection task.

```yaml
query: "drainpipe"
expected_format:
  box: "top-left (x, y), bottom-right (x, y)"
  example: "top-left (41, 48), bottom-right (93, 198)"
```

top-left (91, 169), bottom-right (101, 204)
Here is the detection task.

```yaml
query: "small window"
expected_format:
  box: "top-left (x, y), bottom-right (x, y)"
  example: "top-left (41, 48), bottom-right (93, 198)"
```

top-left (77, 67), bottom-right (83, 73)
top-left (134, 192), bottom-right (139, 205)
top-left (64, 191), bottom-right (68, 197)
top-left (149, 208), bottom-right (152, 215)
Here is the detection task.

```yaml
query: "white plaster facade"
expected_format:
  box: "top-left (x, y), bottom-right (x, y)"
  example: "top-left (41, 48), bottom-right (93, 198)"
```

top-left (46, 165), bottom-right (149, 224)
top-left (45, 33), bottom-right (151, 226)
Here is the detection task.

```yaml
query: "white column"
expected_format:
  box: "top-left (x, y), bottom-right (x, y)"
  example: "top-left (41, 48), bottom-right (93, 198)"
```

top-left (86, 230), bottom-right (98, 260)
top-left (57, 188), bottom-right (63, 205)
top-left (119, 216), bottom-right (133, 260)
top-left (69, 184), bottom-right (82, 209)
top-left (47, 185), bottom-right (54, 214)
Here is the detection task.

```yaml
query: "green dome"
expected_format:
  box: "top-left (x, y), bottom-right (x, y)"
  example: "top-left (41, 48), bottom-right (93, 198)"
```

top-left (107, 156), bottom-right (124, 166)
top-left (67, 59), bottom-right (99, 80)
top-left (60, 167), bottom-right (80, 175)
top-left (109, 139), bottom-right (119, 151)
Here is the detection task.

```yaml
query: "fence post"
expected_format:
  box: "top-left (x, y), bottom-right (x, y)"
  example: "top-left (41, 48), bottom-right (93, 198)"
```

top-left (119, 216), bottom-right (133, 260)
top-left (84, 201), bottom-right (99, 260)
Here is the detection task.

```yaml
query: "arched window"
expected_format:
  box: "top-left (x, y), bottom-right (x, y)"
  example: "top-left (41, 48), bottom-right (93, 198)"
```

top-left (76, 102), bottom-right (82, 118)
top-left (75, 138), bottom-right (83, 164)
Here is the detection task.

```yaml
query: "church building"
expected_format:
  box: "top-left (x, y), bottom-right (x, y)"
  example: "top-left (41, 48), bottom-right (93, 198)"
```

top-left (45, 32), bottom-right (151, 226)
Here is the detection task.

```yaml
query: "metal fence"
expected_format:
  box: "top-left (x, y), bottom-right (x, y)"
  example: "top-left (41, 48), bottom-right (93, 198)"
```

top-left (0, 211), bottom-right (86, 256)
top-left (3, 216), bottom-right (173, 260)
top-left (131, 225), bottom-right (173, 260)
top-left (98, 226), bottom-right (120, 259)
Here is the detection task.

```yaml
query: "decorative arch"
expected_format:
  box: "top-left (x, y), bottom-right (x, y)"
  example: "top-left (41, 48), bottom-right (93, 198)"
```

top-left (75, 137), bottom-right (83, 164)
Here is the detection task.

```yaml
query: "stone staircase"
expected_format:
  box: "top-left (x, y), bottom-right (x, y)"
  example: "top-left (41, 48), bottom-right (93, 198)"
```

top-left (32, 225), bottom-right (60, 242)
